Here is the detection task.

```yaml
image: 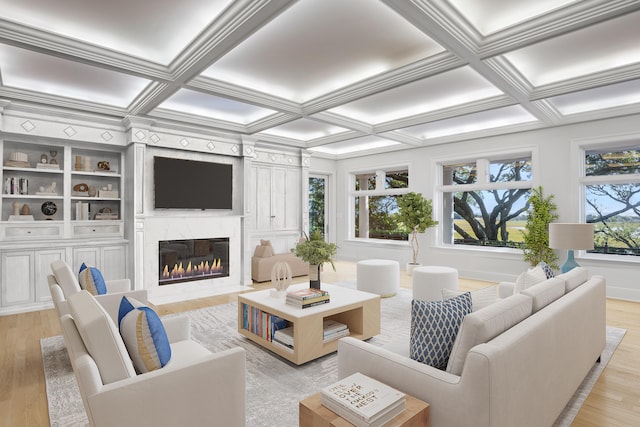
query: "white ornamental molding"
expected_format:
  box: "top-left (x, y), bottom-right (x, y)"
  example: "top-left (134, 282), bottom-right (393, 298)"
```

top-left (21, 120), bottom-right (36, 132)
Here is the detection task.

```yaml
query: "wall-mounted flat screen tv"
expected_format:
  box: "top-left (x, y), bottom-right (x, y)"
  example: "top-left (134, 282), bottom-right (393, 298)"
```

top-left (154, 156), bottom-right (232, 210)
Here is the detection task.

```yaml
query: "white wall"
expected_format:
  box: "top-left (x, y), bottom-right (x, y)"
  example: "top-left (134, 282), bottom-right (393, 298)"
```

top-left (328, 114), bottom-right (640, 301)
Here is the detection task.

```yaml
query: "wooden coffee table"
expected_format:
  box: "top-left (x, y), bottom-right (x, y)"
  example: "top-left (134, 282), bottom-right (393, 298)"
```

top-left (237, 283), bottom-right (380, 365)
top-left (299, 392), bottom-right (430, 427)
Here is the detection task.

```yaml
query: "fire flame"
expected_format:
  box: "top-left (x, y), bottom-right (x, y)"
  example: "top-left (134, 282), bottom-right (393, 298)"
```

top-left (161, 258), bottom-right (224, 280)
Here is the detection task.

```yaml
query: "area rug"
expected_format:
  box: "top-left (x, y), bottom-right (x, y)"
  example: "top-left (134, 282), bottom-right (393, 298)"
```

top-left (42, 287), bottom-right (625, 427)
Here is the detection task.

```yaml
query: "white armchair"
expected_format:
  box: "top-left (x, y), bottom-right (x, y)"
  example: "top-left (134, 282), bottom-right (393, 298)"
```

top-left (60, 290), bottom-right (246, 427)
top-left (49, 259), bottom-right (147, 323)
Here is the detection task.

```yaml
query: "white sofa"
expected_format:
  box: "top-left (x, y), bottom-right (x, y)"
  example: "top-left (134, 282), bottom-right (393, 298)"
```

top-left (337, 268), bottom-right (606, 427)
top-left (60, 290), bottom-right (246, 427)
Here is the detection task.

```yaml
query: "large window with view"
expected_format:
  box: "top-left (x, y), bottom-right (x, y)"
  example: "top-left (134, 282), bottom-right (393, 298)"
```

top-left (583, 145), bottom-right (640, 256)
top-left (352, 168), bottom-right (409, 241)
top-left (439, 155), bottom-right (532, 248)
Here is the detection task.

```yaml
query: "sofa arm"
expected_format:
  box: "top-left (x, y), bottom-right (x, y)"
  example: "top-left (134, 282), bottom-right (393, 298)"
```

top-left (104, 278), bottom-right (131, 293)
top-left (88, 347), bottom-right (246, 427)
top-left (337, 337), bottom-right (490, 427)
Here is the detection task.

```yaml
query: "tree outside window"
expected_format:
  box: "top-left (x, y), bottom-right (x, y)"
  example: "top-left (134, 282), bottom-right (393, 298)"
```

top-left (352, 168), bottom-right (409, 241)
top-left (584, 147), bottom-right (640, 256)
top-left (441, 156), bottom-right (532, 248)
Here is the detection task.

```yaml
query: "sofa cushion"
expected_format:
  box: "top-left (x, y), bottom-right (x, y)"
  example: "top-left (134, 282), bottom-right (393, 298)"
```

top-left (118, 296), bottom-right (172, 374)
top-left (556, 267), bottom-right (589, 292)
top-left (521, 277), bottom-right (565, 312)
top-left (253, 245), bottom-right (274, 258)
top-left (67, 290), bottom-right (136, 384)
top-left (78, 263), bottom-right (107, 296)
top-left (410, 292), bottom-right (472, 370)
top-left (442, 285), bottom-right (497, 311)
top-left (446, 294), bottom-right (533, 375)
top-left (514, 265), bottom-right (547, 294)
top-left (51, 260), bottom-right (81, 298)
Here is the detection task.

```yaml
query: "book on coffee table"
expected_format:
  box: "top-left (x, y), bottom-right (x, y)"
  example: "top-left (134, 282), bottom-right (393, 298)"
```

top-left (320, 372), bottom-right (405, 427)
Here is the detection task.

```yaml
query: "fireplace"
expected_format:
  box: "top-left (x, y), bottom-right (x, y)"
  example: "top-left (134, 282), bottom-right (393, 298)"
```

top-left (159, 238), bottom-right (229, 285)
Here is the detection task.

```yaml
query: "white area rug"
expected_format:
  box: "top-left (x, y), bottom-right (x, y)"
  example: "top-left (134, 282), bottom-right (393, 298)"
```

top-left (42, 286), bottom-right (625, 427)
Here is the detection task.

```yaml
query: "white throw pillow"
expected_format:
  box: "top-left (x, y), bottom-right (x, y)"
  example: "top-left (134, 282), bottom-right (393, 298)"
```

top-left (513, 265), bottom-right (547, 294)
top-left (442, 285), bottom-right (498, 311)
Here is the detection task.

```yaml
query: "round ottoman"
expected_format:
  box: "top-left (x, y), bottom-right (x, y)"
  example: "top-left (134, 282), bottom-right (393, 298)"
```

top-left (412, 266), bottom-right (458, 301)
top-left (356, 259), bottom-right (399, 297)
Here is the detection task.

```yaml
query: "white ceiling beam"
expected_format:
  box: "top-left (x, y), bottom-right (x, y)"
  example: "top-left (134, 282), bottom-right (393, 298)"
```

top-left (382, 0), bottom-right (560, 126)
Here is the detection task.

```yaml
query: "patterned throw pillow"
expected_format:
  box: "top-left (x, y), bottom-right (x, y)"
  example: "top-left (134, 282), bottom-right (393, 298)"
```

top-left (410, 292), bottom-right (472, 370)
top-left (537, 261), bottom-right (555, 279)
top-left (78, 263), bottom-right (107, 296)
top-left (118, 296), bottom-right (171, 374)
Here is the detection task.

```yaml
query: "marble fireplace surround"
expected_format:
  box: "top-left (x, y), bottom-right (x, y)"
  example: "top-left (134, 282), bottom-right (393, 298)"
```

top-left (141, 214), bottom-right (245, 305)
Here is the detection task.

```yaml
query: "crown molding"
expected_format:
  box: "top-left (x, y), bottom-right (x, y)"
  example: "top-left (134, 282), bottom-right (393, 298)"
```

top-left (148, 109), bottom-right (248, 134)
top-left (245, 112), bottom-right (299, 134)
top-left (188, 77), bottom-right (301, 115)
top-left (303, 53), bottom-right (463, 115)
top-left (0, 18), bottom-right (170, 81)
top-left (309, 111), bottom-right (373, 135)
top-left (478, 0), bottom-right (640, 57)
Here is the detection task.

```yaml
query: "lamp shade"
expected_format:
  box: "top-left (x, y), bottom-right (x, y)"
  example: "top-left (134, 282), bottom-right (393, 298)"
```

top-left (548, 223), bottom-right (595, 250)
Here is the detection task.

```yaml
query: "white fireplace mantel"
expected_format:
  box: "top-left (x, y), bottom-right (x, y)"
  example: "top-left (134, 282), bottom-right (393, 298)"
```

top-left (139, 214), bottom-right (245, 304)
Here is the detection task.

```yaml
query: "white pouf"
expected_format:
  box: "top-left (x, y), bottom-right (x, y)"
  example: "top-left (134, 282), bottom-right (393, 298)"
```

top-left (356, 259), bottom-right (400, 297)
top-left (412, 266), bottom-right (458, 301)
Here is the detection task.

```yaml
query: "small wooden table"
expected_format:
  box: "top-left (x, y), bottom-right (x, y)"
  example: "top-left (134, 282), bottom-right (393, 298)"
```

top-left (299, 393), bottom-right (430, 427)
top-left (238, 283), bottom-right (380, 365)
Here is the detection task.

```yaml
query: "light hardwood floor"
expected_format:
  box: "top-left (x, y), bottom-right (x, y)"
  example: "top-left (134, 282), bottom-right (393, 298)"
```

top-left (1, 260), bottom-right (638, 426)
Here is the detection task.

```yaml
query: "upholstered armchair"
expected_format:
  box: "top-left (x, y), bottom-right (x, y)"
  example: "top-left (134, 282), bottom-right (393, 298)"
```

top-left (60, 290), bottom-right (246, 427)
top-left (49, 259), bottom-right (147, 323)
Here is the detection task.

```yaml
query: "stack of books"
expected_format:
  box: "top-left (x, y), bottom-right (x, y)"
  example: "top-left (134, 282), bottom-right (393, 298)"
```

top-left (285, 288), bottom-right (329, 308)
top-left (320, 372), bottom-right (406, 427)
top-left (272, 325), bottom-right (294, 351)
top-left (323, 319), bottom-right (349, 343)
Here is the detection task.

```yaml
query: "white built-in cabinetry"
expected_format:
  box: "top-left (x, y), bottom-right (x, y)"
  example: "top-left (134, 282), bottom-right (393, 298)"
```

top-left (250, 164), bottom-right (301, 232)
top-left (0, 139), bottom-right (127, 314)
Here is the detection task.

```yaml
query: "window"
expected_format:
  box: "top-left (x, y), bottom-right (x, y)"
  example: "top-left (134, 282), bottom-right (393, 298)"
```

top-left (309, 175), bottom-right (327, 238)
top-left (351, 167), bottom-right (409, 241)
top-left (439, 155), bottom-right (532, 248)
top-left (583, 145), bottom-right (640, 256)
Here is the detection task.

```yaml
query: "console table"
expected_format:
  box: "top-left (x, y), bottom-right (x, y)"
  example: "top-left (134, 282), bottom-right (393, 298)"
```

top-left (237, 283), bottom-right (380, 365)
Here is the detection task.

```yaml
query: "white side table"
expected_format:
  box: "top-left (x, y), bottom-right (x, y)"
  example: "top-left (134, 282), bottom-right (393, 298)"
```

top-left (412, 266), bottom-right (458, 301)
top-left (356, 259), bottom-right (399, 297)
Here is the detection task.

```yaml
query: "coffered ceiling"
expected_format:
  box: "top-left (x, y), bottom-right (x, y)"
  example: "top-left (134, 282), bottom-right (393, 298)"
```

top-left (1, 0), bottom-right (639, 158)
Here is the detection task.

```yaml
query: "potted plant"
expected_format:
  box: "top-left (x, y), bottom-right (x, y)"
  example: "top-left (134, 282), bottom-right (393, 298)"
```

top-left (397, 192), bottom-right (438, 275)
top-left (291, 230), bottom-right (338, 289)
top-left (522, 186), bottom-right (559, 269)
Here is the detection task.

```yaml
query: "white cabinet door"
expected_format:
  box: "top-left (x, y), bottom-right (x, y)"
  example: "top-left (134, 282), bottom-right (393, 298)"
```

top-left (73, 247), bottom-right (100, 273)
top-left (101, 245), bottom-right (126, 281)
top-left (34, 249), bottom-right (65, 303)
top-left (1, 251), bottom-right (34, 306)
top-left (251, 165), bottom-right (301, 231)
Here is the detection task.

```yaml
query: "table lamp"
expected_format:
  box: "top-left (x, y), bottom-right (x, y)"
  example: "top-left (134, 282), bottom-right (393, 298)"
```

top-left (548, 223), bottom-right (595, 273)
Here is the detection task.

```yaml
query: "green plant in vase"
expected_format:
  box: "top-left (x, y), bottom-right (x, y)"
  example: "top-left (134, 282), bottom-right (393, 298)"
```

top-left (397, 192), bottom-right (438, 275)
top-left (291, 231), bottom-right (337, 289)
top-left (522, 186), bottom-right (559, 269)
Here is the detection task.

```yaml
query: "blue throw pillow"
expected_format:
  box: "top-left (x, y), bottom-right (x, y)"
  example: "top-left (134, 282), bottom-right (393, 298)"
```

top-left (118, 296), bottom-right (171, 373)
top-left (78, 263), bottom-right (107, 296)
top-left (410, 292), bottom-right (472, 370)
top-left (538, 261), bottom-right (555, 279)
